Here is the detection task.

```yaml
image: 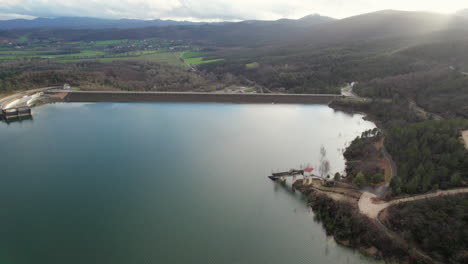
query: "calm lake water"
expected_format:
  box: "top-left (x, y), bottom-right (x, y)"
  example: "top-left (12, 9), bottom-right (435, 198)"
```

top-left (0, 102), bottom-right (380, 264)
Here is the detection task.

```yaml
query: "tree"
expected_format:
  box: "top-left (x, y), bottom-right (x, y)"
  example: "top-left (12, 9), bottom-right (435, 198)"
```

top-left (353, 172), bottom-right (366, 186)
top-left (334, 172), bottom-right (341, 181)
top-left (318, 145), bottom-right (331, 178)
top-left (371, 172), bottom-right (384, 184)
top-left (390, 176), bottom-right (402, 195)
top-left (450, 172), bottom-right (461, 187)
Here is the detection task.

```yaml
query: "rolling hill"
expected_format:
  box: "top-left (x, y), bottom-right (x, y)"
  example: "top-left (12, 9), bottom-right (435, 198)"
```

top-left (0, 17), bottom-right (205, 30)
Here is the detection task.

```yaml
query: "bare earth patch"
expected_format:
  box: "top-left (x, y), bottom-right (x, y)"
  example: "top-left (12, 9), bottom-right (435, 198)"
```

top-left (48, 92), bottom-right (69, 99)
top-left (462, 130), bottom-right (468, 150)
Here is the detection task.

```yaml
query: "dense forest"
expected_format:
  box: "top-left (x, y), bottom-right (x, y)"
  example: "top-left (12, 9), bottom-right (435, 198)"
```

top-left (343, 129), bottom-right (386, 185)
top-left (330, 97), bottom-right (424, 128)
top-left (386, 194), bottom-right (468, 263)
top-left (386, 120), bottom-right (468, 195)
top-left (355, 68), bottom-right (468, 118)
top-left (199, 48), bottom-right (431, 94)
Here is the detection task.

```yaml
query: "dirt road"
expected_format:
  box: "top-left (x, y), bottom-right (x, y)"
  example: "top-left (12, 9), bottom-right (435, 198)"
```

top-left (462, 130), bottom-right (468, 150)
top-left (359, 188), bottom-right (468, 219)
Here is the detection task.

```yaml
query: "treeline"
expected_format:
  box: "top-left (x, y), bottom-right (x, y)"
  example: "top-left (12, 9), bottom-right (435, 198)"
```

top-left (343, 129), bottom-right (385, 185)
top-left (355, 68), bottom-right (468, 118)
top-left (386, 119), bottom-right (468, 195)
top-left (330, 97), bottom-right (423, 128)
top-left (387, 194), bottom-right (468, 263)
top-left (0, 60), bottom-right (241, 94)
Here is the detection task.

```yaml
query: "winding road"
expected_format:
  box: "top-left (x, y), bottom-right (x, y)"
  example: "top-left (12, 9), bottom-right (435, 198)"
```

top-left (359, 188), bottom-right (468, 219)
top-left (359, 188), bottom-right (468, 264)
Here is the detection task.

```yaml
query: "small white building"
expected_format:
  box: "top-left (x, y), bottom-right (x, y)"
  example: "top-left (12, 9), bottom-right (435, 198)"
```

top-left (63, 84), bottom-right (71, 90)
top-left (303, 168), bottom-right (314, 177)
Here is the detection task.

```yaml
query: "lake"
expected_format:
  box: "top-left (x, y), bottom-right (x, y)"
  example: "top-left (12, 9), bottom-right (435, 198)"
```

top-left (0, 102), bottom-right (380, 264)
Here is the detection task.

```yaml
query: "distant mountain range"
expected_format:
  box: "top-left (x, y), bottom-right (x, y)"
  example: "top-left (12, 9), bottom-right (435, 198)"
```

top-left (0, 14), bottom-right (337, 46)
top-left (295, 10), bottom-right (468, 45)
top-left (1, 11), bottom-right (467, 49)
top-left (0, 17), bottom-right (207, 30)
top-left (0, 15), bottom-right (335, 30)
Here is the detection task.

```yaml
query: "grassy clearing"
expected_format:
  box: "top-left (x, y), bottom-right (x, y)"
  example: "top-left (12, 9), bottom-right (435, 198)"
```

top-left (0, 50), bottom-right (38, 55)
top-left (17, 33), bottom-right (31, 43)
top-left (181, 51), bottom-right (206, 59)
top-left (184, 57), bottom-right (224, 65)
top-left (0, 56), bottom-right (17, 61)
top-left (56, 51), bottom-right (185, 66)
top-left (0, 38), bottom-right (205, 67)
top-left (181, 51), bottom-right (224, 65)
top-left (246, 62), bottom-right (259, 69)
top-left (93, 40), bottom-right (128, 46)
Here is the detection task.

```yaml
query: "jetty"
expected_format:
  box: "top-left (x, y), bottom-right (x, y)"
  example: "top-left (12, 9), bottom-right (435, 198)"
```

top-left (268, 169), bottom-right (305, 180)
top-left (268, 168), bottom-right (323, 184)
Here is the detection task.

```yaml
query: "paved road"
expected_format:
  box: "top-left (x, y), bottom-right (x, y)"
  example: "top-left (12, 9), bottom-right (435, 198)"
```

top-left (341, 84), bottom-right (359, 98)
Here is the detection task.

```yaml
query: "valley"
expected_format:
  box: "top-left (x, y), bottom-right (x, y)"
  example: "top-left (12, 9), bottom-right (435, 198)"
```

top-left (0, 7), bottom-right (467, 264)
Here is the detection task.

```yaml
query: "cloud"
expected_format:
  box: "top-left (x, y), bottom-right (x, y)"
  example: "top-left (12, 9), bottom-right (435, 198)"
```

top-left (0, 12), bottom-right (35, 20)
top-left (0, 0), bottom-right (466, 21)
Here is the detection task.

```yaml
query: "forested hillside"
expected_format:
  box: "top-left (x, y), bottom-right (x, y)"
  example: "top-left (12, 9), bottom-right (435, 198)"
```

top-left (0, 61), bottom-right (237, 93)
top-left (387, 194), bottom-right (468, 263)
top-left (386, 120), bottom-right (468, 195)
top-left (356, 68), bottom-right (468, 118)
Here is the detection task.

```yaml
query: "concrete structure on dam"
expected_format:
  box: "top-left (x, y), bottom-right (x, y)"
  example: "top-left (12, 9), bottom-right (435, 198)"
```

top-left (47, 90), bottom-right (343, 105)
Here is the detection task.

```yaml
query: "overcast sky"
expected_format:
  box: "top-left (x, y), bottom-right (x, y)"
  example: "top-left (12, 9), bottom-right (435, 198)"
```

top-left (0, 0), bottom-right (467, 21)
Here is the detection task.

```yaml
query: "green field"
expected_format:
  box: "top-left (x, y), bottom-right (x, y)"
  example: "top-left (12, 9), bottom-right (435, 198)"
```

top-left (181, 51), bottom-right (224, 65)
top-left (0, 39), bottom-right (224, 67)
top-left (246, 62), bottom-right (260, 69)
top-left (54, 51), bottom-right (185, 66)
top-left (181, 51), bottom-right (206, 59)
top-left (17, 33), bottom-right (31, 43)
top-left (184, 57), bottom-right (224, 64)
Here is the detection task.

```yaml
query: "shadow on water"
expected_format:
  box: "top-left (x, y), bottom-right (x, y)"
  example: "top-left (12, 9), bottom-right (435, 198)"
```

top-left (1, 116), bottom-right (34, 125)
top-left (272, 178), bottom-right (307, 202)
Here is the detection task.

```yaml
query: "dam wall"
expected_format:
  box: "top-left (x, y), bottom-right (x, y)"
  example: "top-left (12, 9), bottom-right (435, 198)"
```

top-left (55, 91), bottom-right (342, 104)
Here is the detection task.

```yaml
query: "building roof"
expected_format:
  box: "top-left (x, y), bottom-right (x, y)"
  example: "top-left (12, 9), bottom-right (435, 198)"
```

top-left (304, 168), bottom-right (314, 173)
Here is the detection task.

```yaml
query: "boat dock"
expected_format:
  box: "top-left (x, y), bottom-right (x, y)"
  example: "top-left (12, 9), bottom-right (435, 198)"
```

top-left (268, 167), bottom-right (329, 185)
top-left (268, 169), bottom-right (305, 180)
